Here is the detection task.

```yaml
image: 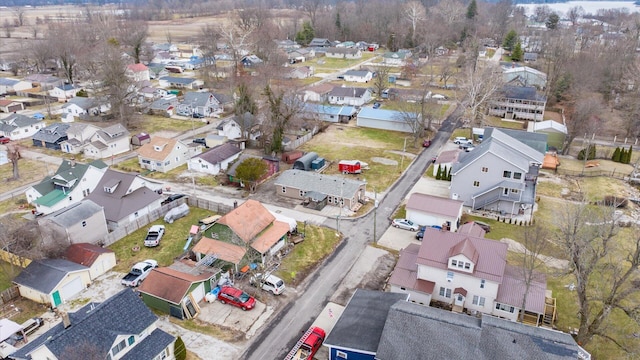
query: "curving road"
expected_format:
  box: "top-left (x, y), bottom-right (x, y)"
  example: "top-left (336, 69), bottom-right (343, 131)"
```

top-left (242, 106), bottom-right (463, 360)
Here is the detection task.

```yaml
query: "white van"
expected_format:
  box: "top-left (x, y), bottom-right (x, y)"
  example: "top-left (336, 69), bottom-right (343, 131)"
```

top-left (250, 273), bottom-right (285, 295)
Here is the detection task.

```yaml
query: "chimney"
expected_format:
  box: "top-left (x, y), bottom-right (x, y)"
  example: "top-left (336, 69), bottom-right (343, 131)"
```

top-left (61, 311), bottom-right (71, 328)
top-left (70, 158), bottom-right (76, 167)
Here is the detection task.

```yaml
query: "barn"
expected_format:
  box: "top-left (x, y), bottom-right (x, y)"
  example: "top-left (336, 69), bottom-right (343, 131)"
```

top-left (293, 152), bottom-right (319, 171)
top-left (356, 108), bottom-right (418, 133)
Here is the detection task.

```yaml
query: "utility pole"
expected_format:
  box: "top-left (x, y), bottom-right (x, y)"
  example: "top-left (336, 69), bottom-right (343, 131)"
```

top-left (373, 188), bottom-right (378, 244)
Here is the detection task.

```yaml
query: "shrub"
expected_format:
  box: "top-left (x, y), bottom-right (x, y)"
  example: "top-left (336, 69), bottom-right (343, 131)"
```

top-left (612, 147), bottom-right (621, 162)
top-left (174, 336), bottom-right (186, 360)
top-left (435, 165), bottom-right (442, 180)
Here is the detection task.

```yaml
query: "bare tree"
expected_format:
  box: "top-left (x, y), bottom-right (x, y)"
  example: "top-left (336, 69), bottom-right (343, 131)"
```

top-left (561, 96), bottom-right (601, 155)
top-left (117, 19), bottom-right (149, 64)
top-left (517, 225), bottom-right (550, 323)
top-left (6, 143), bottom-right (20, 180)
top-left (97, 39), bottom-right (136, 126)
top-left (13, 7), bottom-right (26, 27)
top-left (567, 6), bottom-right (585, 27)
top-left (217, 24), bottom-right (254, 80)
top-left (371, 65), bottom-right (391, 100)
top-left (302, 0), bottom-right (324, 28)
top-left (47, 24), bottom-right (82, 84)
top-left (3, 19), bottom-right (13, 38)
top-left (263, 85), bottom-right (303, 154)
top-left (460, 63), bottom-right (503, 126)
top-left (403, 1), bottom-right (426, 47)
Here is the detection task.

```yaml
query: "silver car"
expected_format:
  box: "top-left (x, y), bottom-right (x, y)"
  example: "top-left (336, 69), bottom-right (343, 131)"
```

top-left (392, 218), bottom-right (420, 231)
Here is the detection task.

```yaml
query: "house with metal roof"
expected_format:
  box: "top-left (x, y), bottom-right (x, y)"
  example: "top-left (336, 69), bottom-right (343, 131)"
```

top-left (302, 103), bottom-right (357, 123)
top-left (0, 77), bottom-right (32, 94)
top-left (86, 169), bottom-right (163, 231)
top-left (389, 227), bottom-right (551, 326)
top-left (274, 169), bottom-right (367, 212)
top-left (63, 242), bottom-right (116, 280)
top-left (325, 47), bottom-right (362, 59)
top-left (38, 200), bottom-right (108, 246)
top-left (502, 65), bottom-right (546, 89)
top-left (342, 69), bottom-right (372, 83)
top-left (25, 159), bottom-right (108, 215)
top-left (356, 107), bottom-right (418, 133)
top-left (10, 289), bottom-right (176, 360)
top-left (188, 142), bottom-right (242, 175)
top-left (0, 113), bottom-right (45, 140)
top-left (327, 86), bottom-right (372, 106)
top-left (137, 136), bottom-right (190, 173)
top-left (405, 193), bottom-right (464, 231)
top-left (82, 123), bottom-right (131, 159)
top-left (375, 300), bottom-right (589, 360)
top-left (12, 259), bottom-right (91, 308)
top-left (489, 85), bottom-right (547, 121)
top-left (450, 128), bottom-right (544, 215)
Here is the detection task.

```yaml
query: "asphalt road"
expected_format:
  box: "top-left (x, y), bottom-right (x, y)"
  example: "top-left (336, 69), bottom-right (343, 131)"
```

top-left (242, 107), bottom-right (463, 360)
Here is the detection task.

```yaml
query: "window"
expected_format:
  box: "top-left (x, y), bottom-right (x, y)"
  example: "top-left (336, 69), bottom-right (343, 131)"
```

top-left (480, 279), bottom-right (485, 289)
top-left (111, 339), bottom-right (127, 357)
top-left (281, 187), bottom-right (286, 193)
top-left (464, 262), bottom-right (471, 270)
top-left (451, 259), bottom-right (457, 267)
top-left (503, 188), bottom-right (509, 196)
top-left (127, 336), bottom-right (135, 345)
top-left (496, 303), bottom-right (515, 313)
top-left (473, 181), bottom-right (480, 187)
top-left (473, 296), bottom-right (485, 306)
top-left (134, 211), bottom-right (139, 217)
top-left (457, 261), bottom-right (464, 269)
top-left (481, 167), bottom-right (488, 172)
top-left (299, 190), bottom-right (305, 197)
top-left (513, 172), bottom-right (522, 180)
top-left (446, 271), bottom-right (454, 282)
top-left (511, 189), bottom-right (519, 194)
top-left (336, 350), bottom-right (348, 359)
top-left (445, 288), bottom-right (452, 298)
top-left (439, 287), bottom-right (445, 296)
top-left (68, 196), bottom-right (72, 201)
top-left (503, 170), bottom-right (512, 178)
top-left (82, 221), bottom-right (87, 227)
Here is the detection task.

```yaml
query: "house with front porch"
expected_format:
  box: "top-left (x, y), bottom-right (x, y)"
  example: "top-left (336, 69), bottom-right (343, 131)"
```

top-left (62, 97), bottom-right (110, 117)
top-left (488, 86), bottom-right (547, 121)
top-left (177, 92), bottom-right (222, 117)
top-left (342, 70), bottom-right (373, 83)
top-left (449, 128), bottom-right (544, 216)
top-left (0, 113), bottom-right (45, 140)
top-left (137, 136), bottom-right (190, 173)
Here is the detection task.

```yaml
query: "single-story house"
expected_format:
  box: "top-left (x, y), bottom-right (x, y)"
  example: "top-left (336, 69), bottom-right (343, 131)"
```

top-left (158, 76), bottom-right (202, 90)
top-left (0, 77), bottom-right (32, 94)
top-left (356, 108), bottom-right (418, 133)
top-left (147, 97), bottom-right (179, 117)
top-left (32, 123), bottom-right (70, 150)
top-left (241, 55), bottom-right (263, 67)
top-left (188, 142), bottom-right (242, 175)
top-left (328, 87), bottom-right (372, 106)
top-left (62, 97), bottom-right (110, 117)
top-left (308, 38), bottom-right (332, 47)
top-left (405, 193), bottom-right (464, 231)
top-left (63, 243), bottom-right (116, 281)
top-left (137, 136), bottom-right (191, 173)
top-left (38, 200), bottom-right (108, 246)
top-left (343, 70), bottom-right (373, 83)
top-left (13, 259), bottom-right (91, 308)
top-left (287, 66), bottom-right (314, 79)
top-left (49, 84), bottom-right (79, 100)
top-left (0, 99), bottom-right (24, 113)
top-left (0, 113), bottom-right (45, 140)
top-left (24, 74), bottom-right (64, 91)
top-left (326, 47), bottom-right (362, 59)
top-left (382, 50), bottom-right (412, 66)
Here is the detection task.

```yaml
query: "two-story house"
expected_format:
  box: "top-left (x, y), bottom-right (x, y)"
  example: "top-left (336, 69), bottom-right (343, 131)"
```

top-left (10, 289), bottom-right (176, 360)
top-left (0, 113), bottom-right (45, 140)
top-left (126, 63), bottom-right (151, 82)
top-left (488, 86), bottom-right (547, 121)
top-left (450, 128), bottom-right (544, 216)
top-left (32, 123), bottom-right (70, 150)
top-left (26, 159), bottom-right (108, 215)
top-left (389, 228), bottom-right (549, 325)
top-left (327, 87), bottom-right (372, 106)
top-left (177, 91), bottom-right (221, 117)
top-left (216, 113), bottom-right (261, 140)
top-left (60, 123), bottom-right (100, 154)
top-left (83, 123), bottom-right (131, 159)
top-left (137, 136), bottom-right (190, 173)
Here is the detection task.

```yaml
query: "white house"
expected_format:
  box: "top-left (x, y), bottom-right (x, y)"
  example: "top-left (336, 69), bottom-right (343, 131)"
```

top-left (137, 136), bottom-right (191, 173)
top-left (356, 108), bottom-right (417, 133)
top-left (217, 113), bottom-right (260, 140)
top-left (83, 123), bottom-right (131, 159)
top-left (303, 83), bottom-right (333, 103)
top-left (188, 143), bottom-right (242, 175)
top-left (432, 149), bottom-right (461, 176)
top-left (328, 87), bottom-right (372, 106)
top-left (343, 70), bottom-right (373, 83)
top-left (49, 84), bottom-right (79, 100)
top-left (60, 123), bottom-right (100, 155)
top-left (62, 97), bottom-right (111, 116)
top-left (0, 113), bottom-right (45, 140)
top-left (383, 50), bottom-right (412, 66)
top-left (0, 78), bottom-right (32, 94)
top-left (126, 63), bottom-right (151, 82)
top-left (177, 92), bottom-right (222, 117)
top-left (405, 193), bottom-right (464, 231)
top-left (325, 47), bottom-right (362, 59)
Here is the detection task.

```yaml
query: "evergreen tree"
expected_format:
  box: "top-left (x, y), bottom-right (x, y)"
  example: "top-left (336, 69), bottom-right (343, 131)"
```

top-left (627, 146), bottom-right (633, 164)
top-left (295, 21), bottom-right (315, 46)
top-left (612, 147), bottom-right (621, 162)
top-left (436, 165), bottom-right (442, 180)
top-left (620, 148), bottom-right (627, 163)
top-left (466, 0), bottom-right (478, 20)
top-left (447, 167), bottom-right (452, 181)
top-left (174, 336), bottom-right (187, 360)
top-left (546, 13), bottom-right (560, 30)
top-left (511, 41), bottom-right (523, 62)
top-left (502, 30), bottom-right (518, 51)
top-left (589, 144), bottom-right (596, 160)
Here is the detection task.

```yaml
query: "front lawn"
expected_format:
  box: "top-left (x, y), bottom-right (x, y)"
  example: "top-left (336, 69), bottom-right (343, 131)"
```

top-left (0, 159), bottom-right (55, 195)
top-left (133, 115), bottom-right (207, 134)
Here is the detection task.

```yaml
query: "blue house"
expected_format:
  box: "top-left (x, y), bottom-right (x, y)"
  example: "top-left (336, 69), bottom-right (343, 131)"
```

top-left (32, 123), bottom-right (70, 150)
top-left (323, 289), bottom-right (407, 360)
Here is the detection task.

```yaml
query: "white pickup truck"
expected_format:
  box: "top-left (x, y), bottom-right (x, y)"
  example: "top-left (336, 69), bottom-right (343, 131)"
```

top-left (144, 225), bottom-right (165, 247)
top-left (121, 259), bottom-right (158, 287)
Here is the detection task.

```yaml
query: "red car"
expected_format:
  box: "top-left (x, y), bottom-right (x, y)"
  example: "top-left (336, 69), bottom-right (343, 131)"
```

top-left (217, 286), bottom-right (256, 311)
top-left (284, 326), bottom-right (326, 360)
top-left (0, 136), bottom-right (10, 144)
top-left (422, 139), bottom-right (432, 148)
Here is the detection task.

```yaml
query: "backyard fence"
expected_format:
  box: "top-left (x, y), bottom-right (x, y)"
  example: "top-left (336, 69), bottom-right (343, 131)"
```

top-left (187, 197), bottom-right (234, 214)
top-left (554, 168), bottom-right (628, 180)
top-left (0, 286), bottom-right (20, 307)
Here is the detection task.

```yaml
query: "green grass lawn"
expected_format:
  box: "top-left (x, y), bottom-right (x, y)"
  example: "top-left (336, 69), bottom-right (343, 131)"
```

top-left (134, 115), bottom-right (207, 134)
top-left (112, 160), bottom-right (218, 188)
top-left (0, 159), bottom-right (55, 195)
top-left (483, 116), bottom-right (527, 130)
top-left (304, 53), bottom-right (375, 71)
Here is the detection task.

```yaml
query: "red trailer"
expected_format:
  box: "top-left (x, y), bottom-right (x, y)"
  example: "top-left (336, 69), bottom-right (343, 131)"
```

top-left (339, 160), bottom-right (362, 174)
top-left (282, 151), bottom-right (304, 164)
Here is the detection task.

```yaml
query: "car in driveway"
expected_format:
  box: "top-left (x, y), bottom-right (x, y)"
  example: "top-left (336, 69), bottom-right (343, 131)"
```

top-left (416, 225), bottom-right (443, 240)
top-left (250, 273), bottom-right (285, 295)
top-left (392, 218), bottom-right (420, 231)
top-left (0, 136), bottom-right (10, 144)
top-left (459, 143), bottom-right (475, 152)
top-left (453, 137), bottom-right (473, 145)
top-left (373, 102), bottom-right (381, 109)
top-left (217, 286), bottom-right (256, 311)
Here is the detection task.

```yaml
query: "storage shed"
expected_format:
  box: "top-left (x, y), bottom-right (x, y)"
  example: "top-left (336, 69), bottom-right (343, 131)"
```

top-left (293, 152), bottom-right (319, 171)
top-left (282, 151), bottom-right (304, 164)
top-left (311, 157), bottom-right (325, 170)
top-left (131, 132), bottom-right (151, 146)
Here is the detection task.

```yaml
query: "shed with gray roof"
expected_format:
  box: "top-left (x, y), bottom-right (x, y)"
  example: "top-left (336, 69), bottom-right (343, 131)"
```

top-left (274, 169), bottom-right (367, 211)
top-left (357, 108), bottom-right (417, 133)
top-left (38, 200), bottom-right (108, 246)
top-left (293, 152), bottom-right (319, 171)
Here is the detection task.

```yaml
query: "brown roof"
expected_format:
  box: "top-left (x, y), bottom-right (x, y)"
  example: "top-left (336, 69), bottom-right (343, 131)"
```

top-left (496, 265), bottom-right (547, 314)
top-left (406, 193), bottom-right (463, 218)
top-left (138, 267), bottom-right (212, 304)
top-left (251, 220), bottom-right (290, 254)
top-left (457, 222), bottom-right (487, 237)
top-left (453, 287), bottom-right (467, 296)
top-left (434, 149), bottom-right (460, 164)
top-left (389, 244), bottom-right (422, 290)
top-left (63, 243), bottom-right (114, 267)
top-left (137, 136), bottom-right (179, 161)
top-left (306, 83), bottom-right (334, 94)
top-left (217, 200), bottom-right (275, 243)
top-left (0, 99), bottom-right (18, 106)
top-left (417, 229), bottom-right (507, 283)
top-left (192, 237), bottom-right (246, 264)
top-left (127, 63), bottom-right (149, 72)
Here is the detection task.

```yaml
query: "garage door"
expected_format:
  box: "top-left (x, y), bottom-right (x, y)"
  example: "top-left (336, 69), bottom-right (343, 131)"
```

top-left (59, 277), bottom-right (84, 303)
top-left (190, 283), bottom-right (205, 303)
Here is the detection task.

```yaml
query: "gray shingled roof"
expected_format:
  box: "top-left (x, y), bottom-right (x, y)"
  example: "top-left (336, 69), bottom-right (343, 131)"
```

top-left (484, 127), bottom-right (547, 155)
top-left (159, 76), bottom-right (196, 85)
top-left (45, 200), bottom-right (104, 228)
top-left (194, 142), bottom-right (241, 165)
top-left (376, 301), bottom-right (587, 360)
top-left (0, 113), bottom-right (42, 133)
top-left (500, 85), bottom-right (546, 102)
top-left (94, 123), bottom-right (129, 144)
top-left (324, 290), bottom-right (407, 353)
top-left (344, 70), bottom-right (370, 77)
top-left (10, 289), bottom-right (173, 360)
top-left (183, 91), bottom-right (215, 107)
top-left (63, 96), bottom-right (97, 110)
top-left (13, 259), bottom-right (88, 294)
top-left (274, 169), bottom-right (366, 198)
top-left (329, 87), bottom-right (369, 98)
top-left (32, 123), bottom-right (70, 143)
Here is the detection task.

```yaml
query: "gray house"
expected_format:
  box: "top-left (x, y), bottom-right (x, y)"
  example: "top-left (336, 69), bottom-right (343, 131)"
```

top-left (450, 128), bottom-right (544, 216)
top-left (488, 86), bottom-right (547, 121)
top-left (32, 123), bottom-right (70, 150)
top-left (328, 87), bottom-right (372, 106)
top-left (274, 169), bottom-right (366, 211)
top-left (177, 91), bottom-right (222, 117)
top-left (38, 200), bottom-right (108, 245)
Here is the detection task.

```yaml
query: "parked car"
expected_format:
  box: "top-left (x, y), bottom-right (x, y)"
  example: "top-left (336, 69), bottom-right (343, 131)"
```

top-left (192, 113), bottom-right (205, 118)
top-left (217, 286), bottom-right (256, 311)
top-left (460, 143), bottom-right (475, 152)
top-left (121, 259), bottom-right (158, 287)
top-left (373, 102), bottom-right (381, 109)
top-left (432, 94), bottom-right (447, 100)
top-left (422, 139), bottom-right (432, 148)
top-left (392, 218), bottom-right (420, 231)
top-left (453, 137), bottom-right (473, 145)
top-left (250, 273), bottom-right (286, 295)
top-left (416, 225), bottom-right (443, 240)
top-left (0, 136), bottom-right (10, 144)
top-left (161, 193), bottom-right (186, 206)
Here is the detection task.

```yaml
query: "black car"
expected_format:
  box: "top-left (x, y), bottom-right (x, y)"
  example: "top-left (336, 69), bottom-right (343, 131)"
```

top-left (192, 113), bottom-right (205, 118)
top-left (161, 193), bottom-right (186, 205)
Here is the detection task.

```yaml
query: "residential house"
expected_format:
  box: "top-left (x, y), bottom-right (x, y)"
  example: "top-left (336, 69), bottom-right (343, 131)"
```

top-left (288, 48), bottom-right (316, 63)
top-left (226, 154), bottom-right (279, 186)
top-left (25, 159), bottom-right (108, 215)
top-left (197, 199), bottom-right (290, 265)
top-left (489, 86), bottom-right (547, 121)
top-left (274, 169), bottom-right (367, 212)
top-left (137, 136), bottom-right (190, 173)
top-left (287, 66), bottom-right (314, 79)
top-left (432, 149), bottom-right (460, 176)
top-left (325, 47), bottom-right (362, 59)
top-left (328, 86), bottom-right (372, 106)
top-left (62, 96), bottom-right (110, 117)
top-left (24, 73), bottom-right (64, 91)
top-left (12, 259), bottom-right (91, 307)
top-left (303, 83), bottom-right (334, 102)
top-left (389, 227), bottom-right (550, 325)
top-left (0, 113), bottom-right (45, 139)
top-left (126, 63), bottom-right (151, 82)
top-left (502, 65), bottom-right (547, 90)
top-left (138, 267), bottom-right (220, 320)
top-left (188, 142), bottom-right (242, 175)
top-left (177, 91), bottom-right (222, 117)
top-left (528, 119), bottom-right (567, 150)
top-left (274, 39), bottom-right (300, 51)
top-left (301, 103), bottom-right (357, 123)
top-left (375, 301), bottom-right (589, 360)
top-left (49, 84), bottom-right (79, 100)
top-left (63, 242), bottom-right (116, 281)
top-left (60, 123), bottom-right (100, 155)
top-left (212, 92), bottom-right (233, 111)
top-left (83, 123), bottom-right (131, 159)
top-left (32, 122), bottom-right (70, 150)
top-left (241, 55), bottom-right (263, 67)
top-left (10, 289), bottom-right (176, 360)
top-left (308, 38), bottom-right (332, 47)
top-left (405, 193), bottom-right (464, 231)
top-left (38, 200), bottom-right (108, 246)
top-left (356, 108), bottom-right (418, 133)
top-left (148, 63), bottom-right (170, 79)
top-left (148, 97), bottom-right (179, 117)
top-left (0, 99), bottom-right (24, 113)
top-left (0, 77), bottom-right (32, 94)
top-left (158, 76), bottom-right (202, 90)
top-left (450, 128), bottom-right (544, 215)
top-left (382, 50), bottom-right (412, 66)
top-left (217, 113), bottom-right (261, 140)
top-left (523, 52), bottom-right (538, 62)
top-left (87, 169), bottom-right (163, 231)
top-left (335, 41), bottom-right (356, 48)
top-left (323, 289), bottom-right (408, 360)
top-left (342, 70), bottom-right (373, 83)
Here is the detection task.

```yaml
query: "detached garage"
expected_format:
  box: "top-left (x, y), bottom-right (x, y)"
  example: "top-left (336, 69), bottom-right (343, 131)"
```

top-left (357, 108), bottom-right (419, 133)
top-left (405, 193), bottom-right (464, 232)
top-left (13, 259), bottom-right (91, 308)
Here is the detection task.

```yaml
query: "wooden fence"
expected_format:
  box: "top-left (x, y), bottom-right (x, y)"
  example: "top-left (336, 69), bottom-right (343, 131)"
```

top-left (554, 168), bottom-right (628, 180)
top-left (0, 286), bottom-right (20, 307)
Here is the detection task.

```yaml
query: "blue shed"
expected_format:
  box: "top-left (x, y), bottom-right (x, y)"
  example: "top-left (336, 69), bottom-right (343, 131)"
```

top-left (311, 157), bottom-right (325, 170)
